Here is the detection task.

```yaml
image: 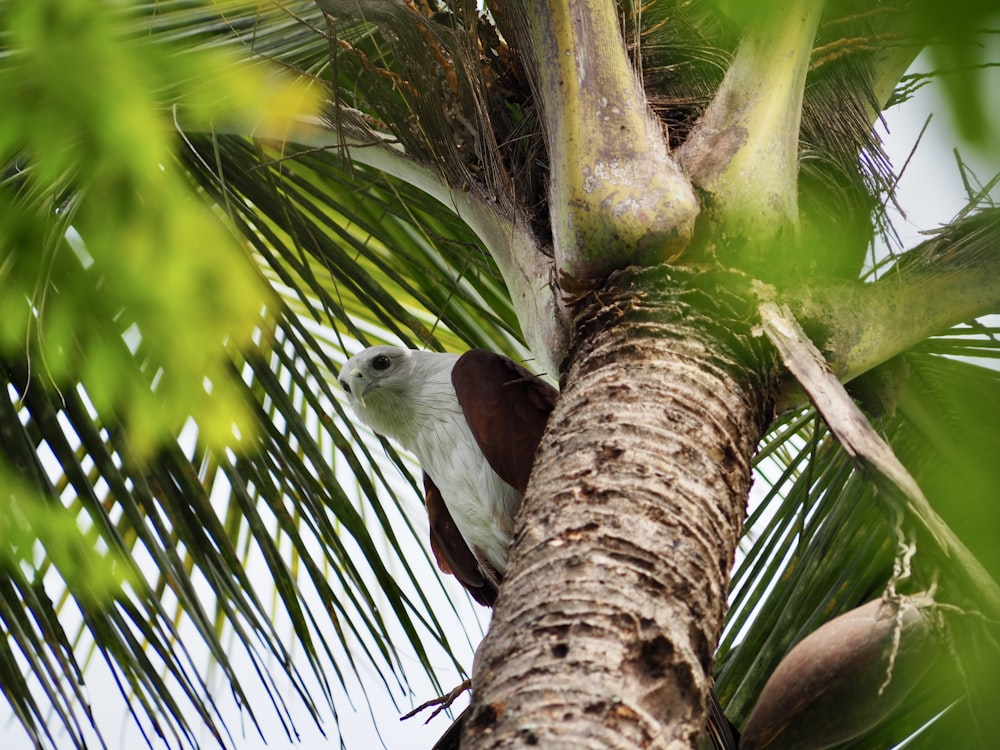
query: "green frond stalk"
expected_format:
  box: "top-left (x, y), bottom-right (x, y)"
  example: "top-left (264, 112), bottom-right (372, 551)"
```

top-left (680, 0), bottom-right (825, 255)
top-left (517, 0), bottom-right (699, 280)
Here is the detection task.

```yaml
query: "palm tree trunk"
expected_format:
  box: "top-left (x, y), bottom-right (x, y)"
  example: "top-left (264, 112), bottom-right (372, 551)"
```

top-left (465, 267), bottom-right (774, 749)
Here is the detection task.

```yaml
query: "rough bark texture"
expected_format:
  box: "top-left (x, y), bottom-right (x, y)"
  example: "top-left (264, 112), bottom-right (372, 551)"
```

top-left (465, 267), bottom-right (775, 749)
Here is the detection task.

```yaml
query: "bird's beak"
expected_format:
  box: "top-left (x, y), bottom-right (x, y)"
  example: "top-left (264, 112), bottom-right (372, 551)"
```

top-left (346, 367), bottom-right (368, 408)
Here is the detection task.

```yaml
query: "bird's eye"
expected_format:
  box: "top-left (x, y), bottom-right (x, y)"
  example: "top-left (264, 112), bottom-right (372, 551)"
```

top-left (372, 354), bottom-right (392, 371)
top-left (339, 378), bottom-right (351, 394)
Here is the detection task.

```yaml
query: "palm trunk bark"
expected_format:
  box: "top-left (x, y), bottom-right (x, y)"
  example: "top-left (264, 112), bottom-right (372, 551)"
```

top-left (465, 267), bottom-right (775, 749)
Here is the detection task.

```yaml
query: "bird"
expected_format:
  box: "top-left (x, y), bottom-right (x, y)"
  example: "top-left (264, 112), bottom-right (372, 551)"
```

top-left (338, 345), bottom-right (557, 606)
top-left (338, 345), bottom-right (738, 750)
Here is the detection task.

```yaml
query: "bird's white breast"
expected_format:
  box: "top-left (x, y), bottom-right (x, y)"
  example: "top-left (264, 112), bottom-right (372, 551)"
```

top-left (353, 352), bottom-right (519, 574)
top-left (409, 407), bottom-right (520, 574)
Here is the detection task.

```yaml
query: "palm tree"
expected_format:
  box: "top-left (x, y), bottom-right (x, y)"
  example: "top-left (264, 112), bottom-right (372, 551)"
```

top-left (1, 1), bottom-right (998, 748)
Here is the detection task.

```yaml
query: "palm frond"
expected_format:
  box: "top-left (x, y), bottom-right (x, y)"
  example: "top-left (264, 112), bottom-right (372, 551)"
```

top-left (724, 316), bottom-right (1000, 744)
top-left (2, 4), bottom-right (532, 746)
top-left (177, 131), bottom-right (526, 356)
top-left (1, 256), bottom-right (494, 748)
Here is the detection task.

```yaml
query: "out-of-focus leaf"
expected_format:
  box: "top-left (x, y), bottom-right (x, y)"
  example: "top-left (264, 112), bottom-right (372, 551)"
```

top-left (0, 0), bottom-right (321, 455)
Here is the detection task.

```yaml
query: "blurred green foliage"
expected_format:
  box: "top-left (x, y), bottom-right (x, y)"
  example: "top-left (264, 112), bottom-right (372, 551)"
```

top-left (712, 0), bottom-right (1000, 152)
top-left (0, 474), bottom-right (133, 605)
top-left (911, 0), bottom-right (1000, 147)
top-left (0, 0), bottom-right (320, 593)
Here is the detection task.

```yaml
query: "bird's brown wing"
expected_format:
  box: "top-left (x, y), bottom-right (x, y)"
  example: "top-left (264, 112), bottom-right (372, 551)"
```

top-left (450, 349), bottom-right (558, 495)
top-left (424, 473), bottom-right (498, 607)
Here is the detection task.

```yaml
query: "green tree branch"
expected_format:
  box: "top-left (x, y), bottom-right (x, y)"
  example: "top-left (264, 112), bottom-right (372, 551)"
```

top-left (517, 0), bottom-right (698, 280)
top-left (785, 210), bottom-right (1000, 393)
top-left (680, 0), bottom-right (825, 254)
